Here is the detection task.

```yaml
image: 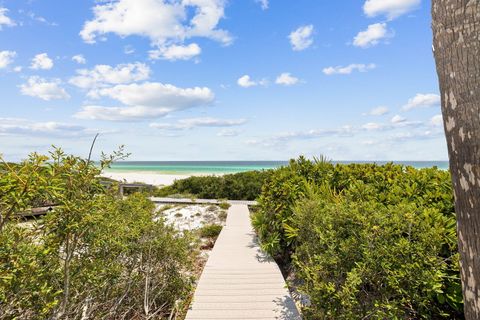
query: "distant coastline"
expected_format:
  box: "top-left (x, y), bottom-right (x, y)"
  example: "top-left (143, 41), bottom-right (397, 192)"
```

top-left (105, 160), bottom-right (450, 176)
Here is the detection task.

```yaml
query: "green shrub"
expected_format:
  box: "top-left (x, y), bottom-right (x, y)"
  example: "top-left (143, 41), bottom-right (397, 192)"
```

top-left (290, 187), bottom-right (462, 319)
top-left (0, 149), bottom-right (195, 319)
top-left (251, 157), bottom-right (462, 318)
top-left (253, 156), bottom-right (332, 260)
top-left (253, 157), bottom-right (454, 259)
top-left (199, 224), bottom-right (223, 238)
top-left (155, 170), bottom-right (272, 200)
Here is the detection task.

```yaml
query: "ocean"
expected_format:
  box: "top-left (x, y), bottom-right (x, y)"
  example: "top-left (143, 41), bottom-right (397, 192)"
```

top-left (106, 161), bottom-right (450, 174)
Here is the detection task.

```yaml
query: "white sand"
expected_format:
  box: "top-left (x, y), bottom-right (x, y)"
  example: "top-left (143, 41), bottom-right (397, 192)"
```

top-left (155, 204), bottom-right (227, 232)
top-left (102, 171), bottom-right (199, 186)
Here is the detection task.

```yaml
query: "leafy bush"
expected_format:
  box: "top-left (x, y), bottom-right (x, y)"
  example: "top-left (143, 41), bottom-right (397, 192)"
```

top-left (251, 157), bottom-right (462, 318)
top-left (199, 224), bottom-right (223, 238)
top-left (253, 157), bottom-right (454, 259)
top-left (155, 170), bottom-right (272, 200)
top-left (291, 187), bottom-right (461, 319)
top-left (0, 149), bottom-right (195, 319)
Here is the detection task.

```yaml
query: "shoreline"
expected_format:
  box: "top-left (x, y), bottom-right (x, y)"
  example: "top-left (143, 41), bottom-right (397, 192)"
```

top-left (101, 170), bottom-right (220, 186)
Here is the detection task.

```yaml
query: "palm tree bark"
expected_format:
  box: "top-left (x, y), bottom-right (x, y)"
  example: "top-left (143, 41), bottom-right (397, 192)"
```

top-left (432, 1), bottom-right (480, 318)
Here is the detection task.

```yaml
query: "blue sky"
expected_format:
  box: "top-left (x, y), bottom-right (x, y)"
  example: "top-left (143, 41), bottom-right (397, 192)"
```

top-left (0, 0), bottom-right (447, 161)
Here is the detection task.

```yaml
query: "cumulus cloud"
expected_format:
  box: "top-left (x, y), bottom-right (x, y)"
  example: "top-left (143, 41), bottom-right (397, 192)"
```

top-left (289, 25), bottom-right (314, 51)
top-left (237, 75), bottom-right (267, 88)
top-left (0, 50), bottom-right (16, 69)
top-left (149, 43), bottom-right (201, 61)
top-left (0, 117), bottom-right (101, 138)
top-left (150, 117), bottom-right (247, 130)
top-left (94, 82), bottom-right (213, 107)
top-left (363, 0), bottom-right (421, 20)
top-left (0, 7), bottom-right (15, 29)
top-left (430, 114), bottom-right (443, 126)
top-left (402, 93), bottom-right (440, 111)
top-left (30, 53), bottom-right (54, 70)
top-left (353, 23), bottom-right (392, 48)
top-left (323, 63), bottom-right (376, 75)
top-left (255, 0), bottom-right (269, 10)
top-left (238, 75), bottom-right (255, 88)
top-left (69, 62), bottom-right (150, 90)
top-left (391, 114), bottom-right (406, 123)
top-left (368, 106), bottom-right (389, 116)
top-left (75, 82), bottom-right (214, 121)
top-left (19, 76), bottom-right (70, 101)
top-left (72, 54), bottom-right (86, 64)
top-left (275, 73), bottom-right (299, 86)
top-left (80, 0), bottom-right (232, 59)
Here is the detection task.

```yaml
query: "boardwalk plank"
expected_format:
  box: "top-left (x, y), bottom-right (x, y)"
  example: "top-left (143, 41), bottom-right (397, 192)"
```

top-left (185, 204), bottom-right (301, 320)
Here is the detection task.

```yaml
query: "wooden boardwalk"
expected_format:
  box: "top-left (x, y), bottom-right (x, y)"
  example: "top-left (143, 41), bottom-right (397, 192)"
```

top-left (185, 204), bottom-right (301, 320)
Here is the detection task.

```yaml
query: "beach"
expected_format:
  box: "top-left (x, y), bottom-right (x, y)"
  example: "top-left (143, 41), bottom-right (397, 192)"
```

top-left (101, 160), bottom-right (449, 186)
top-left (101, 161), bottom-right (284, 186)
top-left (102, 171), bottom-right (203, 186)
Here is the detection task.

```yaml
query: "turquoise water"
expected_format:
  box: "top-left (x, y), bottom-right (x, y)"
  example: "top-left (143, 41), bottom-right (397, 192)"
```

top-left (106, 161), bottom-right (449, 174)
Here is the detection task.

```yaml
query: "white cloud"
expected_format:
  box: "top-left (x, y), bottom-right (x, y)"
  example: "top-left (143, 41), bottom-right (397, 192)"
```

top-left (363, 0), bottom-right (421, 20)
top-left (30, 53), bottom-right (54, 70)
top-left (402, 93), bottom-right (440, 111)
top-left (369, 106), bottom-right (389, 116)
top-left (72, 54), bottom-right (86, 64)
top-left (275, 73), bottom-right (299, 86)
top-left (69, 62), bottom-right (151, 90)
top-left (238, 75), bottom-right (255, 88)
top-left (391, 114), bottom-right (406, 123)
top-left (353, 23), bottom-right (392, 48)
top-left (19, 76), bottom-right (70, 101)
top-left (80, 0), bottom-right (232, 59)
top-left (94, 82), bottom-right (213, 107)
top-left (323, 63), bottom-right (376, 75)
top-left (289, 25), bottom-right (314, 51)
top-left (0, 118), bottom-right (101, 138)
top-left (255, 0), bottom-right (269, 10)
top-left (0, 50), bottom-right (16, 69)
top-left (75, 82), bottom-right (214, 121)
top-left (237, 75), bottom-right (267, 88)
top-left (149, 43), bottom-right (201, 61)
top-left (150, 117), bottom-right (247, 130)
top-left (430, 114), bottom-right (443, 127)
top-left (0, 7), bottom-right (15, 29)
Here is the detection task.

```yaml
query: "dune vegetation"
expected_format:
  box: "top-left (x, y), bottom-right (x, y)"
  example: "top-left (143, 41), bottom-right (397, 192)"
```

top-left (252, 157), bottom-right (463, 319)
top-left (0, 149), bottom-right (197, 319)
top-left (1, 150), bottom-right (464, 319)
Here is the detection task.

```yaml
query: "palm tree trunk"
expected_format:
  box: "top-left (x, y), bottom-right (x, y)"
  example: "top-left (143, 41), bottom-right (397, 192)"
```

top-left (432, 1), bottom-right (480, 318)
